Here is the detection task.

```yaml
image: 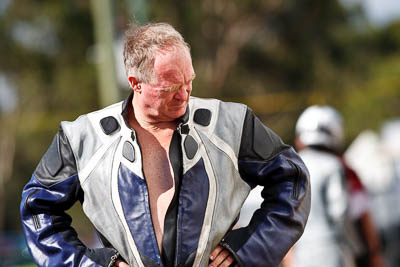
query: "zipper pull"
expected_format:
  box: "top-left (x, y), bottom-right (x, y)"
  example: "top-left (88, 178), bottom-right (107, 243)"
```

top-left (178, 123), bottom-right (189, 134)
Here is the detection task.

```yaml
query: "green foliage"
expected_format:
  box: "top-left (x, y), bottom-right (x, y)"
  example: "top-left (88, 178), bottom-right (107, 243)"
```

top-left (146, 0), bottom-right (400, 143)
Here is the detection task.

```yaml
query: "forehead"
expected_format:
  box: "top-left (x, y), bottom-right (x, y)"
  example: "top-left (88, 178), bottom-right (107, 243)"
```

top-left (153, 47), bottom-right (195, 84)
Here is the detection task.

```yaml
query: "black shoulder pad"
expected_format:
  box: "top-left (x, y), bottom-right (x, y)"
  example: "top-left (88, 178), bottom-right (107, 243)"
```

top-left (239, 108), bottom-right (289, 161)
top-left (34, 129), bottom-right (78, 186)
top-left (184, 135), bottom-right (198, 160)
top-left (193, 109), bottom-right (212, 126)
top-left (253, 116), bottom-right (278, 159)
top-left (43, 134), bottom-right (63, 177)
top-left (100, 116), bottom-right (120, 135)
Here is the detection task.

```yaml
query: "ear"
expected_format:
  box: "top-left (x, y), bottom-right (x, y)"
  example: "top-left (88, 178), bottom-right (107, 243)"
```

top-left (128, 77), bottom-right (141, 93)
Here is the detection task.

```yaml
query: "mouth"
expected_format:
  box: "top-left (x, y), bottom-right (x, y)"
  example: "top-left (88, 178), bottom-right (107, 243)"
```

top-left (170, 100), bottom-right (187, 108)
top-left (168, 102), bottom-right (187, 112)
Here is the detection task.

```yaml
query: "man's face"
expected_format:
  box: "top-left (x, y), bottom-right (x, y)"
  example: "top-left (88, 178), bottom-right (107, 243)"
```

top-left (138, 47), bottom-right (195, 122)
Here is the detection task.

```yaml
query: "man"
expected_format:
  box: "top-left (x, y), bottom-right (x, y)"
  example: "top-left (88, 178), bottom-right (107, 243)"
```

top-left (20, 22), bottom-right (310, 267)
top-left (287, 105), bottom-right (383, 267)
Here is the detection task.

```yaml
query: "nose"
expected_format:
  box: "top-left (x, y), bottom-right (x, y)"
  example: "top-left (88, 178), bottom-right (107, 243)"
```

top-left (174, 85), bottom-right (190, 100)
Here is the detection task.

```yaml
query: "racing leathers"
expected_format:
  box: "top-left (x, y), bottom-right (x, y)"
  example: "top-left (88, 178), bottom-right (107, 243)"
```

top-left (20, 94), bottom-right (310, 267)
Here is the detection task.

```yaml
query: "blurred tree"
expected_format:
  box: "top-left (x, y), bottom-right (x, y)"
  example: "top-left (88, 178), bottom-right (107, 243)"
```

top-left (0, 0), bottom-right (99, 233)
top-left (149, 0), bottom-right (360, 139)
top-left (150, 0), bottom-right (400, 144)
top-left (90, 0), bottom-right (120, 107)
top-left (340, 21), bottom-right (400, 142)
top-left (0, 116), bottom-right (17, 230)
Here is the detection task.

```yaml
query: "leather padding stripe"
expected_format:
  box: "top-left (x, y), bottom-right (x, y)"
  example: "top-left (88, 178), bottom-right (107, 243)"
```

top-left (177, 158), bottom-right (209, 265)
top-left (118, 163), bottom-right (161, 264)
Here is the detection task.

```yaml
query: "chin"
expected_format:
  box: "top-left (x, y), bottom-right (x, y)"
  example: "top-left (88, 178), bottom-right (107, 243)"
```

top-left (167, 106), bottom-right (186, 119)
top-left (174, 109), bottom-right (186, 118)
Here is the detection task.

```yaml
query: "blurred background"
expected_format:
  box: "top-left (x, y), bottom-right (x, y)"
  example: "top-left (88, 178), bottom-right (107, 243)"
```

top-left (1, 0), bottom-right (400, 266)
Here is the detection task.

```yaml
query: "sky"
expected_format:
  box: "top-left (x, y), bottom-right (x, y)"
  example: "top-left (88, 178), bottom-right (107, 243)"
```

top-left (343, 0), bottom-right (400, 27)
top-left (364, 0), bottom-right (400, 26)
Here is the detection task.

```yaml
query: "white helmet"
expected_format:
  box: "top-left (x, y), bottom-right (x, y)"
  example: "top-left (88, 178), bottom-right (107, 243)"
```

top-left (295, 105), bottom-right (344, 151)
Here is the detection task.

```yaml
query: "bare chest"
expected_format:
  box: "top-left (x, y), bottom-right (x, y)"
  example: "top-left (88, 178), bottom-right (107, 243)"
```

top-left (139, 131), bottom-right (175, 195)
top-left (136, 129), bottom-right (176, 250)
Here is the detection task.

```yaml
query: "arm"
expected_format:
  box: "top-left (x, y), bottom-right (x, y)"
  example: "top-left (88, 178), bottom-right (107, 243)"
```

top-left (20, 128), bottom-right (120, 267)
top-left (220, 108), bottom-right (311, 267)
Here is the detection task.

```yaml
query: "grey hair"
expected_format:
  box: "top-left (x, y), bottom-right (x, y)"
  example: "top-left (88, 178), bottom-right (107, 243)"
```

top-left (123, 22), bottom-right (190, 84)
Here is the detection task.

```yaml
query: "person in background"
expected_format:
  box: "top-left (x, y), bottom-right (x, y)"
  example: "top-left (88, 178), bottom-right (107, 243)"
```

top-left (345, 120), bottom-right (400, 267)
top-left (283, 105), bottom-right (384, 267)
top-left (20, 22), bottom-right (311, 267)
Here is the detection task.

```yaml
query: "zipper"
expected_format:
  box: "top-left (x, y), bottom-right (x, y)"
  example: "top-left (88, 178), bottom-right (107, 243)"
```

top-left (25, 189), bottom-right (41, 230)
top-left (107, 251), bottom-right (120, 267)
top-left (175, 207), bottom-right (180, 266)
top-left (177, 123), bottom-right (189, 135)
top-left (174, 124), bottom-right (182, 266)
top-left (289, 161), bottom-right (301, 200)
top-left (177, 123), bottom-right (182, 133)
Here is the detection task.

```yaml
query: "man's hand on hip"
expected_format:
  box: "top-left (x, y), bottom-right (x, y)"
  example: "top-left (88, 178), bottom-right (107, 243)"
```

top-left (114, 259), bottom-right (130, 267)
top-left (209, 245), bottom-right (239, 267)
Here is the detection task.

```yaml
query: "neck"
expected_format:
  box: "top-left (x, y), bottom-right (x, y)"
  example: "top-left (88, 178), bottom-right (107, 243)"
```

top-left (130, 99), bottom-right (177, 133)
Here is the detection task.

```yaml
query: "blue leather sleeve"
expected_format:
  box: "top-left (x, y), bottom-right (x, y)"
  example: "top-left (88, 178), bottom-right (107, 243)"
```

top-left (221, 109), bottom-right (311, 267)
top-left (20, 130), bottom-right (120, 267)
